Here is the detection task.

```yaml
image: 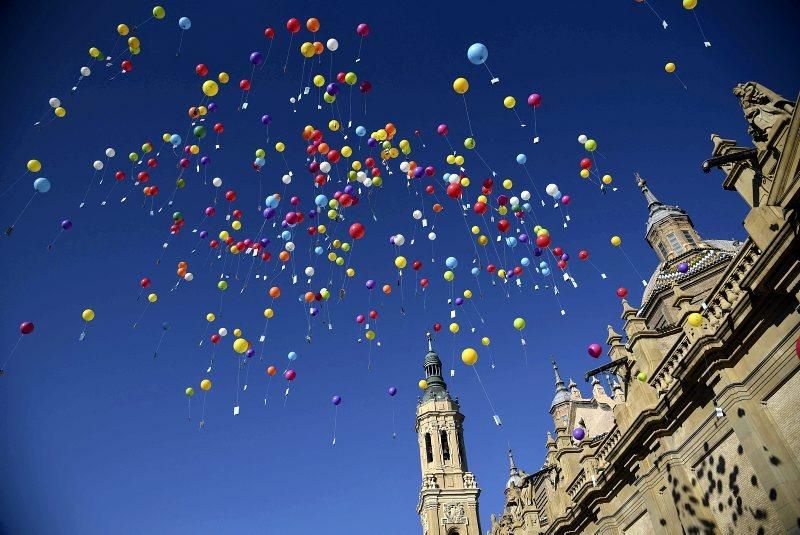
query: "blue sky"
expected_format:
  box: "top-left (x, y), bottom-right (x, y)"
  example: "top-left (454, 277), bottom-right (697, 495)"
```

top-left (0, 1), bottom-right (798, 533)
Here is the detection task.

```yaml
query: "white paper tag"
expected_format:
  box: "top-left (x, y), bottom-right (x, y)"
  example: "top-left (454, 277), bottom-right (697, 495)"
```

top-left (422, 219), bottom-right (427, 227)
top-left (233, 406), bottom-right (240, 415)
top-left (493, 415), bottom-right (502, 426)
top-left (241, 102), bottom-right (249, 109)
top-left (662, 20), bottom-right (668, 29)
top-left (292, 275), bottom-right (297, 284)
top-left (450, 369), bottom-right (455, 377)
top-left (490, 77), bottom-right (500, 85)
top-left (601, 273), bottom-right (607, 279)
top-left (450, 310), bottom-right (456, 319)
top-left (533, 137), bottom-right (540, 144)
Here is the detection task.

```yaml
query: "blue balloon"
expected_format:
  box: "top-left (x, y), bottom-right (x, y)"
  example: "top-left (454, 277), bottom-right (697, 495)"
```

top-left (314, 246), bottom-right (324, 255)
top-left (288, 351), bottom-right (298, 361)
top-left (542, 269), bottom-right (550, 276)
top-left (539, 261), bottom-right (548, 269)
top-left (265, 195), bottom-right (279, 208)
top-left (554, 191), bottom-right (562, 201)
top-left (315, 194), bottom-right (328, 207)
top-left (169, 134), bottom-right (182, 146)
top-left (33, 177), bottom-right (51, 193)
top-left (281, 230), bottom-right (291, 240)
top-left (355, 126), bottom-right (366, 137)
top-left (516, 153), bottom-right (527, 165)
top-left (521, 257), bottom-right (530, 267)
top-left (506, 237), bottom-right (517, 247)
top-left (255, 157), bottom-right (266, 167)
top-left (445, 256), bottom-right (458, 269)
top-left (467, 43), bottom-right (488, 65)
top-left (471, 267), bottom-right (479, 276)
top-left (178, 17), bottom-right (191, 30)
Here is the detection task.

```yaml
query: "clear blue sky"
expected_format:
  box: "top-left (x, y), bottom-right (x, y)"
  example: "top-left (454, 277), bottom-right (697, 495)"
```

top-left (0, 1), bottom-right (798, 533)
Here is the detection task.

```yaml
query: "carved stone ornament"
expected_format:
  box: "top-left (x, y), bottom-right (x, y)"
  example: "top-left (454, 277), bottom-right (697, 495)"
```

top-left (733, 82), bottom-right (794, 151)
top-left (422, 474), bottom-right (439, 490)
top-left (463, 472), bottom-right (477, 489)
top-left (442, 502), bottom-right (466, 524)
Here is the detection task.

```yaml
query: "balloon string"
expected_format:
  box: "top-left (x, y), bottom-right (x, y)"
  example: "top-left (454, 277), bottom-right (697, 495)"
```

top-left (133, 302), bottom-right (150, 328)
top-left (153, 330), bottom-right (167, 358)
top-left (187, 396), bottom-right (192, 421)
top-left (532, 107), bottom-right (539, 139)
top-left (461, 95), bottom-right (474, 137)
top-left (198, 322), bottom-right (210, 347)
top-left (482, 62), bottom-right (497, 82)
top-left (0, 170), bottom-right (29, 198)
top-left (176, 30), bottom-right (185, 56)
top-left (692, 10), bottom-right (710, 45)
top-left (283, 33), bottom-right (294, 73)
top-left (264, 376), bottom-right (273, 406)
top-left (199, 391), bottom-right (208, 429)
top-left (234, 357), bottom-right (242, 407)
top-left (472, 366), bottom-right (500, 422)
top-left (6, 191), bottom-right (38, 236)
top-left (332, 406), bottom-right (338, 445)
top-left (672, 73), bottom-right (688, 90)
top-left (619, 246), bottom-right (649, 285)
top-left (522, 165), bottom-right (546, 205)
top-left (48, 228), bottom-right (64, 251)
top-left (355, 36), bottom-right (364, 62)
top-left (1, 335), bottom-right (24, 374)
top-left (643, 0), bottom-right (667, 28)
top-left (391, 405), bottom-right (396, 438)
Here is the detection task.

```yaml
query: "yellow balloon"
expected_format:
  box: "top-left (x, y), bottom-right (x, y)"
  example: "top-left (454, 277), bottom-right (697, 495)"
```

top-left (300, 42), bottom-right (315, 58)
top-left (27, 160), bottom-right (41, 173)
top-left (665, 62), bottom-right (676, 74)
top-left (275, 142), bottom-right (285, 153)
top-left (148, 293), bottom-right (158, 303)
top-left (446, 154), bottom-right (456, 165)
top-left (341, 242), bottom-right (351, 252)
top-left (200, 378), bottom-right (212, 391)
top-left (117, 24), bottom-right (130, 36)
top-left (328, 120), bottom-right (340, 132)
top-left (313, 75), bottom-right (325, 87)
top-left (463, 290), bottom-right (473, 299)
top-left (444, 270), bottom-right (455, 282)
top-left (206, 313), bottom-right (216, 322)
top-left (453, 77), bottom-right (469, 94)
top-left (219, 230), bottom-right (230, 241)
top-left (503, 179), bottom-right (513, 190)
top-left (233, 328), bottom-right (242, 337)
top-left (395, 256), bottom-right (407, 269)
top-left (346, 268), bottom-right (355, 277)
top-left (233, 338), bottom-right (248, 353)
top-left (255, 148), bottom-right (266, 158)
top-left (317, 224), bottom-right (327, 234)
top-left (449, 322), bottom-right (460, 334)
top-left (481, 336), bottom-right (490, 346)
top-left (580, 169), bottom-right (590, 179)
top-left (455, 155), bottom-right (465, 166)
top-left (513, 317), bottom-right (526, 330)
top-left (54, 107), bottom-right (66, 118)
top-left (218, 280), bottom-right (228, 291)
top-left (127, 36), bottom-right (140, 49)
top-left (611, 236), bottom-right (622, 247)
top-left (418, 379), bottom-right (428, 390)
top-left (152, 6), bottom-right (166, 19)
top-left (341, 146), bottom-right (352, 158)
top-left (264, 308), bottom-right (274, 318)
top-left (89, 47), bottom-right (101, 58)
top-left (231, 220), bottom-right (242, 230)
top-left (497, 269), bottom-right (506, 279)
top-left (478, 235), bottom-right (488, 246)
top-left (471, 226), bottom-right (480, 235)
top-left (461, 347), bottom-right (478, 366)
top-left (365, 330), bottom-right (376, 340)
top-left (460, 177), bottom-right (470, 187)
top-left (683, 0), bottom-right (697, 9)
top-left (82, 309), bottom-right (95, 322)
top-left (190, 144), bottom-right (200, 155)
top-left (498, 205), bottom-right (508, 216)
top-left (218, 72), bottom-right (229, 84)
top-left (687, 312), bottom-right (704, 327)
top-left (335, 257), bottom-right (345, 266)
top-left (185, 387), bottom-right (195, 397)
top-left (202, 80), bottom-right (219, 97)
top-left (327, 251), bottom-right (337, 262)
top-left (602, 174), bottom-right (613, 185)
top-left (503, 96), bottom-right (516, 109)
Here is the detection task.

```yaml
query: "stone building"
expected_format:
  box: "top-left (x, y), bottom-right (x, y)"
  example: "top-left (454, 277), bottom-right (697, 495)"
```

top-left (470, 81), bottom-right (799, 534)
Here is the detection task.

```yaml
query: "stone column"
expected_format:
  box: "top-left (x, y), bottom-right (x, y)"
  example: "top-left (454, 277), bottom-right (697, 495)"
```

top-left (636, 454), bottom-right (684, 535)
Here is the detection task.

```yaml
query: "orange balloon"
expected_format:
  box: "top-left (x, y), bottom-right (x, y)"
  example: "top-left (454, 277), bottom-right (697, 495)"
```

top-left (279, 250), bottom-right (290, 262)
top-left (302, 126), bottom-right (313, 140)
top-left (408, 161), bottom-right (417, 170)
top-left (304, 291), bottom-right (315, 302)
top-left (267, 365), bottom-right (277, 376)
top-left (188, 107), bottom-right (199, 118)
top-left (306, 18), bottom-right (320, 32)
top-left (433, 204), bottom-right (443, 213)
top-left (269, 286), bottom-right (281, 298)
top-left (178, 261), bottom-right (188, 269)
top-left (177, 268), bottom-right (187, 277)
top-left (382, 284), bottom-right (392, 295)
top-left (318, 142), bottom-right (330, 154)
top-left (313, 41), bottom-right (324, 55)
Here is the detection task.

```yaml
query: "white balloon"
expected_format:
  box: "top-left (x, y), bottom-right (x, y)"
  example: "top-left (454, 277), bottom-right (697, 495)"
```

top-left (304, 266), bottom-right (315, 277)
top-left (509, 196), bottom-right (519, 207)
top-left (326, 38), bottom-right (339, 51)
top-left (399, 161), bottom-right (410, 173)
top-left (212, 177), bottom-right (223, 187)
top-left (319, 161), bottom-right (331, 174)
top-left (105, 148), bottom-right (116, 158)
top-left (577, 134), bottom-right (588, 144)
top-left (80, 66), bottom-right (91, 77)
top-left (412, 209), bottom-right (422, 220)
top-left (49, 97), bottom-right (61, 108)
top-left (428, 232), bottom-right (437, 241)
top-left (448, 175), bottom-right (459, 184)
top-left (356, 171), bottom-right (366, 182)
top-left (363, 178), bottom-right (373, 187)
top-left (282, 174), bottom-right (292, 184)
top-left (520, 190), bottom-right (531, 201)
top-left (289, 97), bottom-right (296, 104)
top-left (184, 273), bottom-right (194, 281)
top-left (218, 328), bottom-right (228, 336)
top-left (93, 160), bottom-right (104, 170)
top-left (394, 234), bottom-right (405, 246)
top-left (545, 183), bottom-right (559, 196)
top-left (285, 241), bottom-right (295, 252)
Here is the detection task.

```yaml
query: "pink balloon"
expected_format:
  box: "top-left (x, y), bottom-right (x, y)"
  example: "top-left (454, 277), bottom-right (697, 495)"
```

top-left (527, 93), bottom-right (542, 108)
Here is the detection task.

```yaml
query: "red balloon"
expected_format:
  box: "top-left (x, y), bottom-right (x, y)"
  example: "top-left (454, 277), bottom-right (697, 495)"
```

top-left (115, 171), bottom-right (125, 181)
top-left (286, 18), bottom-right (301, 33)
top-left (240, 79), bottom-right (251, 91)
top-left (264, 27), bottom-right (275, 39)
top-left (336, 72), bottom-right (346, 83)
top-left (580, 158), bottom-right (592, 170)
top-left (588, 343), bottom-right (603, 358)
top-left (211, 334), bottom-right (221, 344)
top-left (195, 64), bottom-right (208, 77)
top-left (210, 240), bottom-right (219, 248)
top-left (284, 369), bottom-right (297, 381)
top-left (433, 323), bottom-right (442, 332)
top-left (557, 260), bottom-right (567, 269)
top-left (412, 260), bottom-right (422, 270)
top-left (225, 190), bottom-right (237, 202)
top-left (147, 158), bottom-right (158, 168)
top-left (137, 171), bottom-right (149, 182)
top-left (616, 287), bottom-right (629, 298)
top-left (213, 123), bottom-right (224, 134)
top-left (578, 250), bottom-right (589, 260)
top-left (140, 277), bottom-right (151, 288)
top-left (356, 23), bottom-right (370, 37)
top-left (232, 209), bottom-right (243, 219)
top-left (497, 219), bottom-right (510, 233)
top-left (327, 150), bottom-right (341, 163)
top-left (121, 60), bottom-right (133, 72)
top-left (425, 185), bottom-right (435, 195)
top-left (552, 247), bottom-right (564, 257)
top-left (536, 234), bottom-right (551, 248)
top-left (473, 201), bottom-right (488, 215)
top-left (527, 93), bottom-right (542, 108)
top-left (359, 81), bottom-right (372, 93)
top-left (420, 278), bottom-right (429, 288)
top-left (369, 310), bottom-right (378, 319)
top-left (349, 222), bottom-right (365, 240)
top-left (19, 322), bottom-right (34, 335)
top-left (446, 183), bottom-right (462, 199)
top-left (487, 264), bottom-right (496, 273)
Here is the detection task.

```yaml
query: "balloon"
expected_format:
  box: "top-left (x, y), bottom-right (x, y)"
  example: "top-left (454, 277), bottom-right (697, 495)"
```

top-left (578, 134), bottom-right (588, 144)
top-left (153, 6), bottom-right (166, 19)
top-left (418, 379), bottom-right (428, 390)
top-left (27, 160), bottom-right (42, 173)
top-left (527, 93), bottom-right (542, 107)
top-left (388, 387), bottom-right (398, 396)
top-left (80, 66), bottom-right (91, 76)
top-left (616, 287), bottom-right (629, 298)
top-left (20, 322), bottom-right (34, 335)
top-left (326, 38), bottom-right (339, 51)
top-left (284, 369), bottom-right (297, 381)
top-left (394, 256), bottom-right (407, 269)
top-left (449, 322), bottom-right (459, 334)
top-left (683, 0), bottom-right (697, 8)
top-left (610, 236), bottom-right (622, 247)
top-left (200, 379), bottom-right (212, 391)
top-left (349, 222), bottom-right (365, 240)
top-left (467, 43), bottom-right (488, 65)
top-left (452, 77), bottom-right (469, 95)
top-left (202, 80), bottom-right (219, 96)
top-left (572, 428), bottom-right (585, 441)
top-left (287, 18), bottom-right (301, 33)
top-left (54, 107), bottom-right (66, 117)
top-left (461, 347), bottom-right (478, 365)
top-left (233, 338), bottom-right (249, 354)
top-left (218, 328), bottom-right (228, 337)
top-left (356, 23), bottom-right (370, 37)
top-left (637, 372), bottom-right (648, 382)
top-left (665, 62), bottom-right (676, 73)
top-left (48, 98), bottom-right (61, 108)
top-left (687, 313), bottom-right (703, 327)
top-left (503, 96), bottom-right (516, 109)
top-left (178, 17), bottom-right (191, 30)
top-left (678, 262), bottom-right (689, 273)
top-left (148, 293), bottom-right (158, 303)
top-left (185, 387), bottom-right (194, 397)
top-left (513, 317), bottom-right (526, 330)
top-left (33, 177), bottom-right (51, 193)
top-left (588, 343), bottom-right (602, 358)
top-left (332, 395), bottom-right (342, 406)
top-left (82, 309), bottom-right (95, 322)
top-left (445, 257), bottom-right (458, 269)
top-left (584, 139), bottom-right (597, 151)
top-left (250, 51), bottom-right (263, 65)
top-left (516, 154), bottom-right (527, 165)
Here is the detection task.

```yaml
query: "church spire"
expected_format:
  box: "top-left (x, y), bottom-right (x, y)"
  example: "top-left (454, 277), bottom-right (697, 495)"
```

top-left (508, 448), bottom-right (518, 476)
top-left (550, 359), bottom-right (571, 409)
top-left (635, 171), bottom-right (663, 213)
top-left (422, 332), bottom-right (450, 401)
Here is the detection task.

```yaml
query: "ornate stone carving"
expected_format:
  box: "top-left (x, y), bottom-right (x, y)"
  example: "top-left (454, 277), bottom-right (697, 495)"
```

top-left (462, 472), bottom-right (477, 489)
top-left (733, 82), bottom-right (794, 150)
top-left (442, 502), bottom-right (466, 524)
top-left (421, 474), bottom-right (439, 490)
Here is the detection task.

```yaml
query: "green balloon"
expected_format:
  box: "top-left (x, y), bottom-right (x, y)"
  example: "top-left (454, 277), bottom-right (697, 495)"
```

top-left (176, 178), bottom-right (186, 188)
top-left (513, 317), bottom-right (526, 330)
top-left (193, 126), bottom-right (207, 139)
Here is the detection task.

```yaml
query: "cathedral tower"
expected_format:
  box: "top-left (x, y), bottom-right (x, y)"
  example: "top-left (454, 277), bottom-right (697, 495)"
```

top-left (416, 333), bottom-right (481, 535)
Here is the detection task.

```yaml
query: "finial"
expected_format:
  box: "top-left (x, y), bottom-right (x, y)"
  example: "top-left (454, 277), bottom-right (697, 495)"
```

top-left (426, 331), bottom-right (433, 352)
top-left (552, 359), bottom-right (564, 386)
top-left (508, 448), bottom-right (518, 474)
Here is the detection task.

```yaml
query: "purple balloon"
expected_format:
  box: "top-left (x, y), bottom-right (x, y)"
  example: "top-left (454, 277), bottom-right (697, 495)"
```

top-left (261, 114), bottom-right (272, 125)
top-left (561, 253), bottom-right (569, 261)
top-left (367, 137), bottom-right (377, 148)
top-left (388, 387), bottom-right (397, 396)
top-left (413, 166), bottom-right (424, 178)
top-left (366, 279), bottom-right (376, 290)
top-left (260, 238), bottom-right (270, 247)
top-left (199, 230), bottom-right (208, 239)
top-left (263, 208), bottom-right (276, 219)
top-left (454, 297), bottom-right (464, 305)
top-left (207, 102), bottom-right (217, 112)
top-left (518, 233), bottom-right (528, 243)
top-left (343, 184), bottom-right (354, 194)
top-left (572, 427), bottom-right (585, 441)
top-left (678, 262), bottom-right (689, 273)
top-left (326, 83), bottom-right (339, 95)
top-left (200, 156), bottom-right (210, 166)
top-left (250, 52), bottom-right (263, 65)
top-left (308, 209), bottom-right (317, 218)
top-left (389, 236), bottom-right (395, 245)
top-left (310, 307), bottom-right (319, 316)
top-left (332, 395), bottom-right (342, 405)
top-left (588, 343), bottom-right (603, 358)
top-left (246, 348), bottom-right (255, 358)
top-left (533, 247), bottom-right (543, 257)
top-left (280, 221), bottom-right (289, 229)
top-left (60, 219), bottom-right (73, 230)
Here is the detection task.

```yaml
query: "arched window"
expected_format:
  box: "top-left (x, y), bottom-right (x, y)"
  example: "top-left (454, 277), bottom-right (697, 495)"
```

top-left (440, 430), bottom-right (451, 461)
top-left (425, 433), bottom-right (433, 463)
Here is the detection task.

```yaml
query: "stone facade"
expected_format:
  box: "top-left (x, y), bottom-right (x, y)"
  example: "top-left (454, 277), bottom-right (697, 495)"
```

top-left (483, 81), bottom-right (800, 535)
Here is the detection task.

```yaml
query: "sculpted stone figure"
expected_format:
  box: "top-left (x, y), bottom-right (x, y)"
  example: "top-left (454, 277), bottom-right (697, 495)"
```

top-left (733, 82), bottom-right (794, 150)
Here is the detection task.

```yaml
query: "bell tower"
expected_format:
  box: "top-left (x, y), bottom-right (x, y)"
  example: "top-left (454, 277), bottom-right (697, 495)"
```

top-left (416, 333), bottom-right (482, 535)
